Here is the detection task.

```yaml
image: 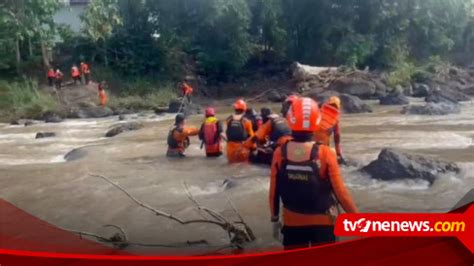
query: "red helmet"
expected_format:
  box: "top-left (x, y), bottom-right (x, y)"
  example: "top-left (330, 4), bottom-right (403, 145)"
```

top-left (286, 97), bottom-right (321, 132)
top-left (233, 99), bottom-right (247, 111)
top-left (205, 107), bottom-right (216, 117)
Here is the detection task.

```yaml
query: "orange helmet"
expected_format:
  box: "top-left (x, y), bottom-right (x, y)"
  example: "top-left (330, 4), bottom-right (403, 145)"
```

top-left (328, 96), bottom-right (341, 109)
top-left (233, 99), bottom-right (247, 111)
top-left (286, 97), bottom-right (321, 132)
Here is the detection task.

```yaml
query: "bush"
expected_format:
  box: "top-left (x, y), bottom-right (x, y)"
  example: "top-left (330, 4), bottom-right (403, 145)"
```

top-left (108, 84), bottom-right (177, 111)
top-left (0, 79), bottom-right (59, 121)
top-left (386, 61), bottom-right (417, 87)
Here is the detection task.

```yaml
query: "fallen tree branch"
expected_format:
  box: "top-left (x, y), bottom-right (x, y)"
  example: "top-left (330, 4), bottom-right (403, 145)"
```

top-left (89, 173), bottom-right (256, 247)
top-left (63, 226), bottom-right (209, 248)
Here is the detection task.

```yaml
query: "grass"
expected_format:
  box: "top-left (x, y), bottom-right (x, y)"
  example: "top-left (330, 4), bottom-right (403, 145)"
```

top-left (0, 79), bottom-right (59, 121)
top-left (108, 84), bottom-right (178, 111)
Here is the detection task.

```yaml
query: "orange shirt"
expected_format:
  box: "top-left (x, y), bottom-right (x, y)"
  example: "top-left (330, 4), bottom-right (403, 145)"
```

top-left (47, 70), bottom-right (55, 78)
top-left (71, 67), bottom-right (80, 77)
top-left (169, 126), bottom-right (199, 153)
top-left (226, 115), bottom-right (255, 163)
top-left (244, 116), bottom-right (292, 149)
top-left (270, 142), bottom-right (358, 226)
top-left (182, 82), bottom-right (193, 96)
top-left (81, 63), bottom-right (90, 74)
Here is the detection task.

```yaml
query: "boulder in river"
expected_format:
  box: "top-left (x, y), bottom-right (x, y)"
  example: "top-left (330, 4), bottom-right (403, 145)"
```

top-left (425, 87), bottom-right (471, 104)
top-left (168, 98), bottom-right (201, 116)
top-left (379, 91), bottom-right (410, 105)
top-left (361, 148), bottom-right (460, 184)
top-left (402, 102), bottom-right (461, 116)
top-left (24, 120), bottom-right (35, 127)
top-left (267, 89), bottom-right (285, 102)
top-left (339, 94), bottom-right (373, 113)
top-left (64, 148), bottom-right (88, 162)
top-left (328, 77), bottom-right (377, 99)
top-left (412, 83), bottom-right (431, 98)
top-left (105, 122), bottom-right (144, 137)
top-left (43, 112), bottom-right (63, 123)
top-left (35, 132), bottom-right (56, 139)
top-left (307, 90), bottom-right (340, 106)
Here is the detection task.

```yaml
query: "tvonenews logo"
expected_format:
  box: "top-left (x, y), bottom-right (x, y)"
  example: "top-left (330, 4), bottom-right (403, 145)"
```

top-left (341, 218), bottom-right (466, 233)
top-left (334, 209), bottom-right (473, 244)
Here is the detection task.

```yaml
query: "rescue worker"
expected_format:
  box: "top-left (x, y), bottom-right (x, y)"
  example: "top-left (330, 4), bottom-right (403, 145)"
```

top-left (54, 69), bottom-right (63, 90)
top-left (98, 81), bottom-right (108, 107)
top-left (314, 96), bottom-right (345, 164)
top-left (167, 114), bottom-right (199, 157)
top-left (47, 68), bottom-right (55, 87)
top-left (245, 107), bottom-right (292, 165)
top-left (244, 108), bottom-right (262, 132)
top-left (199, 107), bottom-right (224, 157)
top-left (181, 80), bottom-right (193, 103)
top-left (71, 65), bottom-right (81, 85)
top-left (281, 94), bottom-right (299, 117)
top-left (80, 62), bottom-right (91, 85)
top-left (225, 99), bottom-right (255, 163)
top-left (270, 97), bottom-right (358, 250)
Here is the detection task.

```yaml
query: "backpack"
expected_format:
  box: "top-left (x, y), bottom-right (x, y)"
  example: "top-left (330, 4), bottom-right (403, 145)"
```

top-left (226, 116), bottom-right (248, 142)
top-left (277, 143), bottom-right (335, 214)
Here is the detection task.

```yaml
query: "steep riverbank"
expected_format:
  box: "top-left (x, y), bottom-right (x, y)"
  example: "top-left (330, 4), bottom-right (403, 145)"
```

top-left (0, 98), bottom-right (472, 254)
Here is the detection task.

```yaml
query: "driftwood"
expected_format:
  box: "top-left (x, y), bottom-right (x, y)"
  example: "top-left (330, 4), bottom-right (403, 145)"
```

top-left (84, 173), bottom-right (255, 250)
top-left (62, 224), bottom-right (209, 249)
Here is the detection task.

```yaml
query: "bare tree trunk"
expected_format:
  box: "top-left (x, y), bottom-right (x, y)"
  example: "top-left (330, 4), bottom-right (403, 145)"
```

top-left (103, 41), bottom-right (108, 66)
top-left (28, 37), bottom-right (33, 58)
top-left (41, 40), bottom-right (51, 70)
top-left (15, 37), bottom-right (21, 75)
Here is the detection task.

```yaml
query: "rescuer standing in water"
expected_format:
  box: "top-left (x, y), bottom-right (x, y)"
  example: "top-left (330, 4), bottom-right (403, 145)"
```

top-left (269, 97), bottom-right (358, 249)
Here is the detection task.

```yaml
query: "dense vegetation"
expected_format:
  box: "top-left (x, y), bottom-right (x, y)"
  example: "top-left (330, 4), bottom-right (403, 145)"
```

top-left (0, 0), bottom-right (473, 119)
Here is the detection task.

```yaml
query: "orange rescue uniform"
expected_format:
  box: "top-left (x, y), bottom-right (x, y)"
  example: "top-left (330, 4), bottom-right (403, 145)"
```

top-left (71, 67), bottom-right (80, 78)
top-left (99, 90), bottom-right (107, 107)
top-left (81, 63), bottom-right (90, 74)
top-left (226, 115), bottom-right (255, 163)
top-left (270, 141), bottom-right (358, 227)
top-left (314, 103), bottom-right (342, 156)
top-left (182, 82), bottom-right (193, 96)
top-left (167, 126), bottom-right (199, 157)
top-left (244, 114), bottom-right (292, 149)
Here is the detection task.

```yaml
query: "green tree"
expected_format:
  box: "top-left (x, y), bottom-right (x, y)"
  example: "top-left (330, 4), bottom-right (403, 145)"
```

top-left (82, 0), bottom-right (122, 66)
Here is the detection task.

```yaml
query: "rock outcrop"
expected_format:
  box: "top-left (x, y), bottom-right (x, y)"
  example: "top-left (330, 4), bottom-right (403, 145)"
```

top-left (379, 91), bottom-right (410, 105)
top-left (361, 148), bottom-right (460, 184)
top-left (339, 94), bottom-right (373, 113)
top-left (105, 122), bottom-right (145, 137)
top-left (402, 103), bottom-right (461, 115)
top-left (64, 148), bottom-right (88, 162)
top-left (35, 132), bottom-right (56, 139)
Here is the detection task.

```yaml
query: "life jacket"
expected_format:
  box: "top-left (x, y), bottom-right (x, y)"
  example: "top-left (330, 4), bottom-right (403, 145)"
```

top-left (269, 116), bottom-right (292, 144)
top-left (277, 142), bottom-right (335, 215)
top-left (55, 72), bottom-right (63, 80)
top-left (226, 116), bottom-right (248, 142)
top-left (319, 104), bottom-right (340, 135)
top-left (202, 117), bottom-right (221, 154)
top-left (167, 127), bottom-right (189, 151)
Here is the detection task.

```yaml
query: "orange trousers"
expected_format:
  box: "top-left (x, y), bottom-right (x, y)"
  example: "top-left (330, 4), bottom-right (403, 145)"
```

top-left (226, 141), bottom-right (251, 163)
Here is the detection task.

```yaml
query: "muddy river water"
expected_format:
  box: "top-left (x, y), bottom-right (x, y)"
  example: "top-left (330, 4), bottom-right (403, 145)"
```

top-left (0, 98), bottom-right (473, 254)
